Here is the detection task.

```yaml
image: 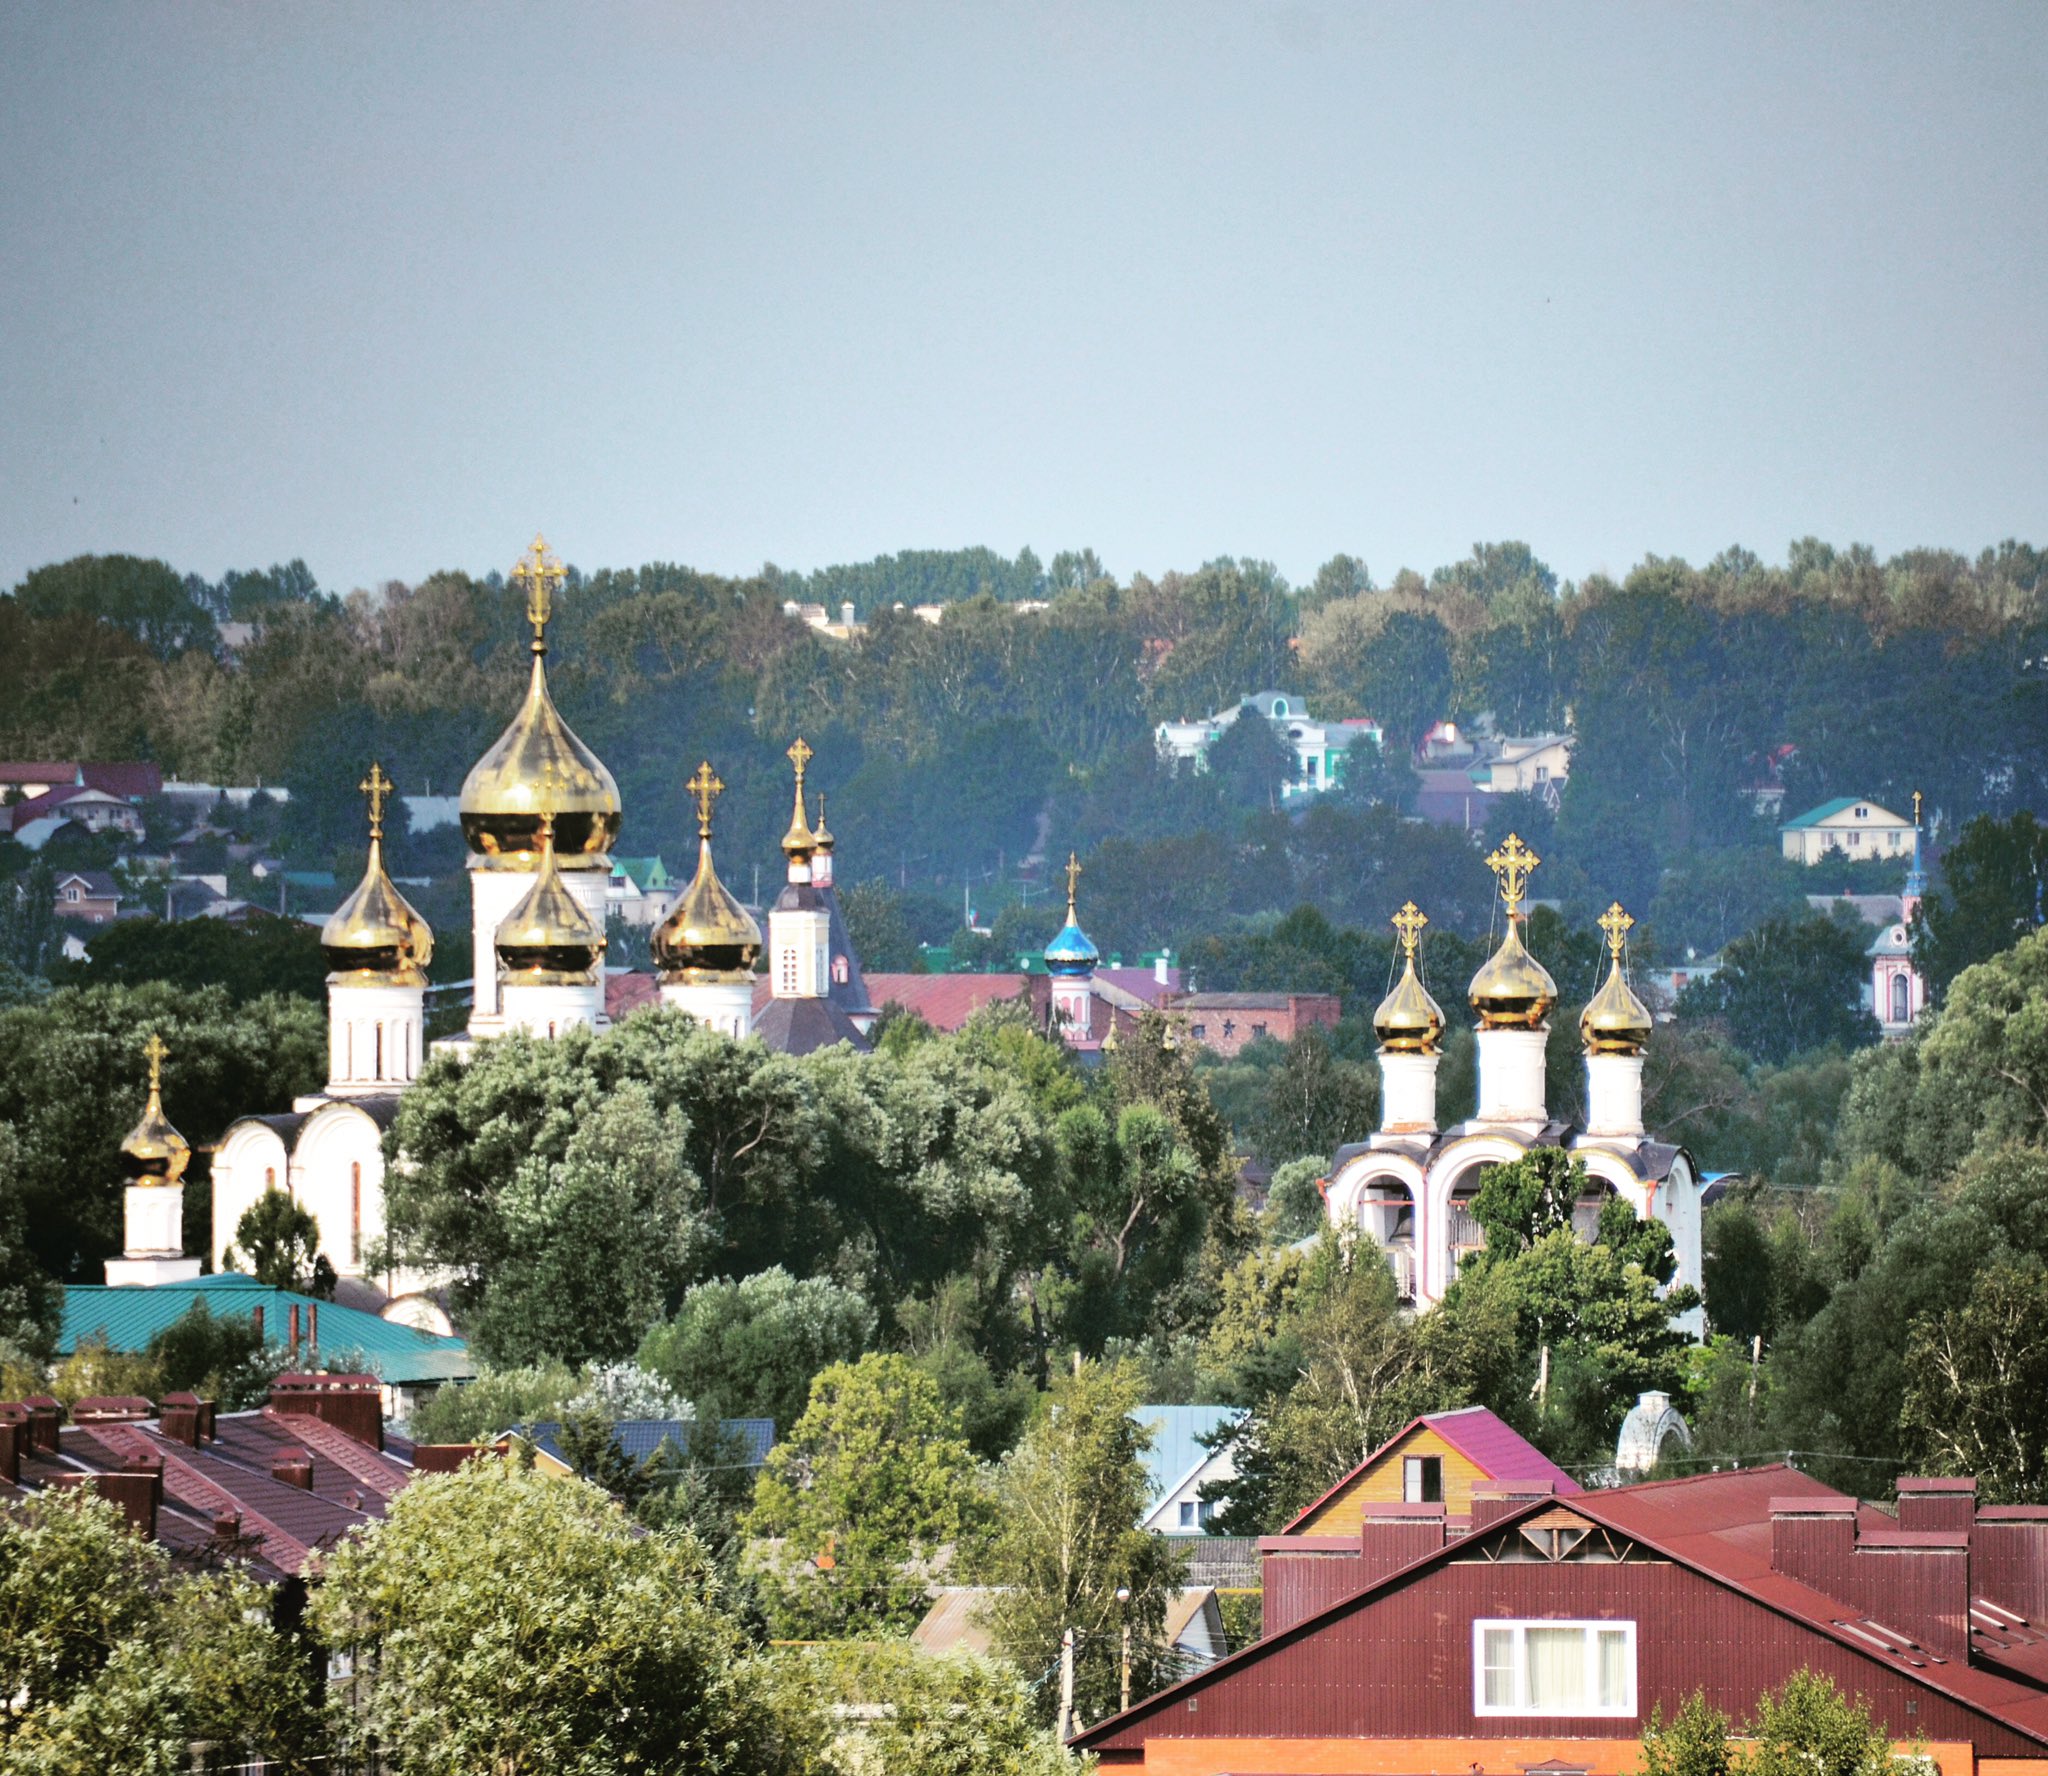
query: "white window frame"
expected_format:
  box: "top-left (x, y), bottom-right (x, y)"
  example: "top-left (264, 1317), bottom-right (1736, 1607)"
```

top-left (1472, 1618), bottom-right (1637, 1718)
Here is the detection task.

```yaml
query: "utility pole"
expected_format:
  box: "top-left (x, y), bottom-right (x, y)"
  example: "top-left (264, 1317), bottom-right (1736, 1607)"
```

top-left (1056, 1626), bottom-right (1076, 1744)
top-left (1116, 1586), bottom-right (1132, 1713)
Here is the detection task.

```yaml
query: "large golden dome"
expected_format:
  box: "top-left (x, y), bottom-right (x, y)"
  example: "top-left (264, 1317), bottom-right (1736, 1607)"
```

top-left (1468, 917), bottom-right (1559, 1029)
top-left (323, 764), bottom-right (434, 984)
top-left (122, 1033), bottom-right (190, 1186)
top-left (1374, 901), bottom-right (1444, 1053)
top-left (1581, 902), bottom-right (1652, 1054)
top-left (495, 814), bottom-right (605, 985)
top-left (653, 763), bottom-right (762, 981)
top-left (459, 536), bottom-right (621, 871)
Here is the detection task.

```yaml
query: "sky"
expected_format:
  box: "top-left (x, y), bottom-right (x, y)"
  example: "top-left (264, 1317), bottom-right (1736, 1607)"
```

top-left (3, 3), bottom-right (2045, 598)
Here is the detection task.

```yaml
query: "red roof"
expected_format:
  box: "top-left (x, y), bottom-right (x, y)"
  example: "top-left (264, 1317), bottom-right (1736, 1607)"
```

top-left (862, 972), bottom-right (1032, 1029)
top-left (606, 972), bottom-right (660, 1019)
top-left (1280, 1405), bottom-right (1580, 1532)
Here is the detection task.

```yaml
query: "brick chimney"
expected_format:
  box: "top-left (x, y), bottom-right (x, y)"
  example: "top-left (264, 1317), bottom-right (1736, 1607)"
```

top-left (71, 1396), bottom-right (155, 1425)
top-left (271, 1448), bottom-right (314, 1489)
top-left (269, 1372), bottom-right (384, 1451)
top-left (59, 1462), bottom-right (161, 1539)
top-left (1975, 1507), bottom-right (2048, 1623)
top-left (159, 1392), bottom-right (201, 1448)
top-left (0, 1405), bottom-right (23, 1484)
top-left (1472, 1482), bottom-right (1558, 1532)
top-left (1771, 1494), bottom-right (1970, 1657)
top-left (22, 1396), bottom-right (63, 1453)
top-left (1897, 1476), bottom-right (1977, 1534)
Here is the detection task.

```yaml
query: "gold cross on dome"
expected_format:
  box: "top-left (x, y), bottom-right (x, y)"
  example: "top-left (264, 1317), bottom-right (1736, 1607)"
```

top-left (1913, 789), bottom-right (1923, 826)
top-left (513, 533), bottom-right (565, 646)
top-left (359, 761), bottom-right (393, 839)
top-left (142, 1032), bottom-right (168, 1095)
top-left (787, 736), bottom-right (813, 782)
top-left (1065, 852), bottom-right (1083, 907)
top-left (1484, 832), bottom-right (1541, 919)
top-left (1391, 900), bottom-right (1428, 959)
top-left (687, 761), bottom-right (724, 838)
top-left (1598, 901), bottom-right (1635, 960)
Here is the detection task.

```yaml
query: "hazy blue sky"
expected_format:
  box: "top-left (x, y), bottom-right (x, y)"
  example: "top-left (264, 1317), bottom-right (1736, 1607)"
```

top-left (3, 3), bottom-right (2043, 596)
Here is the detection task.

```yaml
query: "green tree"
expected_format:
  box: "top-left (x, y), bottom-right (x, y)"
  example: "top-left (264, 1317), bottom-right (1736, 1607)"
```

top-left (805, 1641), bottom-right (1080, 1776)
top-left (640, 1268), bottom-right (877, 1433)
top-left (1641, 1691), bottom-right (1737, 1776)
top-left (0, 1126), bottom-right (62, 1365)
top-left (841, 879), bottom-right (919, 971)
top-left (64, 916), bottom-right (331, 1005)
top-left (144, 1298), bottom-right (286, 1409)
top-left (1900, 1261), bottom-right (2048, 1503)
top-left (1361, 611), bottom-right (1455, 757)
top-left (1913, 811), bottom-right (2048, 1000)
top-left (223, 1186), bottom-right (330, 1295)
top-left (1677, 910), bottom-right (1880, 1065)
top-left (0, 1487), bottom-right (320, 1771)
top-left (743, 1354), bottom-right (983, 1638)
top-left (1247, 1026), bottom-right (1378, 1166)
top-left (404, 1361), bottom-right (581, 1445)
top-left (972, 1360), bottom-right (1189, 1727)
top-left (0, 860), bottom-right (60, 980)
top-left (312, 1461), bottom-right (814, 1776)
top-left (1745, 1670), bottom-right (1898, 1776)
top-left (1203, 707), bottom-right (1297, 808)
top-left (13, 553), bottom-right (220, 659)
top-left (1263, 1155), bottom-right (1328, 1243)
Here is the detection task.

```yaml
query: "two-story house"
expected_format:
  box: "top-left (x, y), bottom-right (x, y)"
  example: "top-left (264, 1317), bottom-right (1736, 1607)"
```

top-left (1780, 797), bottom-right (1916, 865)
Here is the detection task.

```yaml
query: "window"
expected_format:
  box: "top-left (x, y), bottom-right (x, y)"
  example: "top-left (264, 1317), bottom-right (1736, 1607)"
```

top-left (1535, 764), bottom-right (1549, 781)
top-left (1272, 698), bottom-right (1289, 717)
top-left (1404, 1454), bottom-right (1443, 1503)
top-left (1250, 1022), bottom-right (1267, 1039)
top-left (1890, 973), bottom-right (1910, 1024)
top-left (833, 954), bottom-right (850, 985)
top-left (1190, 1023), bottom-right (1207, 1039)
top-left (373, 1023), bottom-right (383, 1078)
top-left (779, 947), bottom-right (797, 992)
top-left (1473, 1620), bottom-right (1635, 1716)
top-left (1855, 805), bottom-right (1868, 817)
top-left (1179, 1501), bottom-right (1196, 1527)
top-left (350, 1162), bottom-right (362, 1265)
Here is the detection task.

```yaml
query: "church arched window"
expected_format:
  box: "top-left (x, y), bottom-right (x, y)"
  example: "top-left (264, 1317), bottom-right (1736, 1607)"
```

top-left (373, 1024), bottom-right (384, 1079)
top-left (833, 954), bottom-right (850, 985)
top-left (350, 1162), bottom-right (362, 1265)
top-left (1890, 972), bottom-right (1910, 1025)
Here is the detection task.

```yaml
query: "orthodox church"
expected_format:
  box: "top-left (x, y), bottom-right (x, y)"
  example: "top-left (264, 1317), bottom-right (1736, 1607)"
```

top-left (1323, 834), bottom-right (1706, 1332)
top-left (1868, 793), bottom-right (1930, 1039)
top-left (202, 538), bottom-right (878, 1323)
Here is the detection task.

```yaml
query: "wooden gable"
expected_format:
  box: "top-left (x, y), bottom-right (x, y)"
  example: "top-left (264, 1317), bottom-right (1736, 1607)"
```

top-left (1293, 1423), bottom-right (1493, 1534)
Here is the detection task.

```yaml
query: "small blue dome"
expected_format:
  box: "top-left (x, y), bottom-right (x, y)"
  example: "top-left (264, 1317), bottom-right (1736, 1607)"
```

top-left (1044, 917), bottom-right (1099, 975)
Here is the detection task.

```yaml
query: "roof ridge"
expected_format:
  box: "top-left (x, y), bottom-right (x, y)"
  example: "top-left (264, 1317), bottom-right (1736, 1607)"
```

top-left (93, 1422), bottom-right (312, 1573)
top-left (259, 1408), bottom-right (404, 1497)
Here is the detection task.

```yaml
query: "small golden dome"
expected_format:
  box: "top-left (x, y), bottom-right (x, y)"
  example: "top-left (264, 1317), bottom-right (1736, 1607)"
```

top-left (1375, 900), bottom-right (1444, 1053)
top-left (811, 792), bottom-right (834, 853)
top-left (495, 814), bottom-right (605, 985)
top-left (122, 1033), bottom-right (190, 1186)
top-left (1468, 917), bottom-right (1559, 1029)
top-left (322, 764), bottom-right (434, 984)
top-left (654, 763), bottom-right (762, 981)
top-left (1581, 901), bottom-right (1652, 1054)
top-left (459, 537), bottom-right (620, 871)
top-left (781, 737), bottom-right (816, 860)
top-left (1581, 958), bottom-right (1653, 1054)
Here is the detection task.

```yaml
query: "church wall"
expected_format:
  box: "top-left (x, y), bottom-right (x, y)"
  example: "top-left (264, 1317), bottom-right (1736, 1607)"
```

top-left (291, 1105), bottom-right (386, 1281)
top-left (211, 1122), bottom-right (292, 1272)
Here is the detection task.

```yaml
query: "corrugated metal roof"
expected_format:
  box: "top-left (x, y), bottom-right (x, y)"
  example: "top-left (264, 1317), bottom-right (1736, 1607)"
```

top-left (60, 1273), bottom-right (474, 1384)
top-left (861, 973), bottom-right (1033, 1030)
top-left (1136, 1405), bottom-right (1243, 1511)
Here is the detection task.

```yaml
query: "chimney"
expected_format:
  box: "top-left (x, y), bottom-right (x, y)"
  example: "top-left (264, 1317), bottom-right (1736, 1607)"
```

top-left (70, 1396), bottom-right (154, 1424)
top-left (1897, 1476), bottom-right (1976, 1535)
top-left (0, 1406), bottom-right (23, 1485)
top-left (91, 1462), bottom-right (162, 1539)
top-left (1155, 952), bottom-right (1171, 986)
top-left (1976, 1508), bottom-right (2048, 1623)
top-left (1771, 1494), bottom-right (1970, 1657)
top-left (288, 1304), bottom-right (300, 1359)
top-left (271, 1448), bottom-right (314, 1489)
top-left (411, 1444), bottom-right (495, 1474)
top-left (213, 1509), bottom-right (243, 1544)
top-left (269, 1372), bottom-right (385, 1451)
top-left (23, 1397), bottom-right (63, 1453)
top-left (308, 1301), bottom-right (318, 1355)
top-left (252, 1304), bottom-right (264, 1342)
top-left (197, 1398), bottom-right (217, 1442)
top-left (159, 1392), bottom-right (201, 1448)
top-left (841, 601), bottom-right (856, 627)
top-left (1359, 1500), bottom-right (1448, 1577)
top-left (1471, 1482), bottom-right (1557, 1532)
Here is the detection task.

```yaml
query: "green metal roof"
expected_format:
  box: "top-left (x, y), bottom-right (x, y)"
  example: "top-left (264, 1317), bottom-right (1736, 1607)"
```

top-left (613, 856), bottom-right (671, 890)
top-left (60, 1272), bottom-right (475, 1384)
top-left (1780, 796), bottom-right (1864, 830)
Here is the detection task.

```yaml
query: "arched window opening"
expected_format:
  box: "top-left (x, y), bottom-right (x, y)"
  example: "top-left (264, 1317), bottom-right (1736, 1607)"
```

top-left (1358, 1177), bottom-right (1417, 1303)
top-left (350, 1161), bottom-right (362, 1266)
top-left (1890, 972), bottom-right (1910, 1025)
top-left (373, 1023), bottom-right (383, 1079)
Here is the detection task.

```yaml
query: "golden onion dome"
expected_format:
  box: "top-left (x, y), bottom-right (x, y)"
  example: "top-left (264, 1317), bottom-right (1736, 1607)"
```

top-left (495, 813), bottom-right (605, 985)
top-left (122, 1034), bottom-right (191, 1186)
top-left (811, 793), bottom-right (834, 854)
top-left (654, 763), bottom-right (762, 981)
top-left (1467, 917), bottom-right (1559, 1029)
top-left (780, 737), bottom-right (816, 861)
top-left (322, 764), bottom-right (433, 983)
top-left (1581, 901), bottom-right (1652, 1054)
top-left (1375, 901), bottom-right (1444, 1053)
top-left (459, 536), bottom-right (621, 871)
top-left (1581, 956), bottom-right (1653, 1054)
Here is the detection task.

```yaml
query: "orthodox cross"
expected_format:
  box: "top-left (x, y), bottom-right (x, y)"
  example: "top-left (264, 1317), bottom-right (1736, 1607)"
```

top-left (687, 762), bottom-right (724, 838)
top-left (359, 761), bottom-right (393, 839)
top-left (513, 533), bottom-right (565, 648)
top-left (787, 736), bottom-right (813, 789)
top-left (1484, 832), bottom-right (1541, 918)
top-left (143, 1031), bottom-right (168, 1097)
top-left (1066, 852), bottom-right (1083, 910)
top-left (1913, 789), bottom-right (1923, 827)
top-left (1391, 900), bottom-right (1428, 960)
top-left (1598, 901), bottom-right (1635, 960)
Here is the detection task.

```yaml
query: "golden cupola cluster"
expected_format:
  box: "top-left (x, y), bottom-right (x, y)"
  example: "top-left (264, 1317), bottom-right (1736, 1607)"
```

top-left (460, 535), bottom-right (622, 871)
top-left (495, 809), bottom-right (605, 985)
top-left (122, 1033), bottom-right (191, 1186)
top-left (322, 763), bottom-right (435, 984)
top-left (654, 763), bottom-right (763, 982)
top-left (1374, 901), bottom-right (1445, 1054)
top-left (1581, 902), bottom-right (1653, 1056)
top-left (1467, 833), bottom-right (1560, 1029)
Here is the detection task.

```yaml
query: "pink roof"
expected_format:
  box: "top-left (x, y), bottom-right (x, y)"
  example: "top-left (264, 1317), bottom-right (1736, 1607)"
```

top-left (606, 972), bottom-right (659, 1018)
top-left (1280, 1404), bottom-right (1578, 1533)
top-left (1096, 966), bottom-right (1182, 1006)
top-left (863, 973), bottom-right (1031, 1030)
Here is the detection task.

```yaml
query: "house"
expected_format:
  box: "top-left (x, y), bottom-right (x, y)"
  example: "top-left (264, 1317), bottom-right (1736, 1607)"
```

top-left (8, 783), bottom-right (144, 837)
top-left (51, 869), bottom-right (122, 923)
top-left (1780, 797), bottom-right (1916, 865)
top-left (59, 1272), bottom-right (475, 1424)
top-left (0, 1372), bottom-right (418, 1584)
top-left (1470, 734), bottom-right (1573, 802)
top-left (1074, 1464), bottom-right (2048, 1773)
top-left (1168, 992), bottom-right (1341, 1059)
top-left (1155, 694), bottom-right (1381, 800)
top-left (1262, 1406), bottom-right (1579, 1635)
top-left (1137, 1405), bottom-right (1244, 1537)
top-left (0, 760), bottom-right (162, 806)
top-left (914, 1585), bottom-right (1231, 1674)
top-left (608, 856), bottom-right (678, 927)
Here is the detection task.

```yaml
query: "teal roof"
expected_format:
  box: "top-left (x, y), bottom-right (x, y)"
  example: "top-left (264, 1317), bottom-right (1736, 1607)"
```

top-left (284, 870), bottom-right (338, 889)
top-left (1134, 1403), bottom-right (1243, 1511)
top-left (613, 856), bottom-right (671, 890)
top-left (59, 1272), bottom-right (474, 1384)
top-left (1780, 797), bottom-right (1864, 830)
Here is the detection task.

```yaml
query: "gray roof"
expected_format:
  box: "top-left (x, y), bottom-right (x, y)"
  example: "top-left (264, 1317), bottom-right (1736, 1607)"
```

top-left (751, 995), bottom-right (871, 1056)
